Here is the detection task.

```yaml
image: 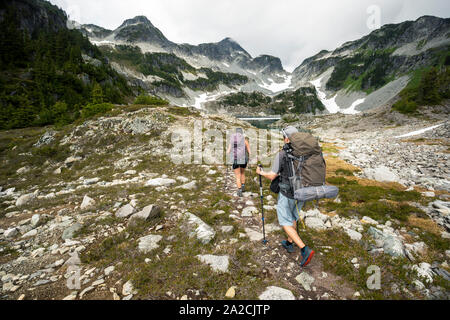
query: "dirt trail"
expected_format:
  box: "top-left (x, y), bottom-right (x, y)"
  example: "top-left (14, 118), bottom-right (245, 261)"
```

top-left (220, 164), bottom-right (356, 300)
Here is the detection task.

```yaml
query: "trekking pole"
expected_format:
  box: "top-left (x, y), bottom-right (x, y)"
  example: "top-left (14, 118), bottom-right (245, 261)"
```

top-left (258, 164), bottom-right (268, 245)
top-left (224, 163), bottom-right (229, 192)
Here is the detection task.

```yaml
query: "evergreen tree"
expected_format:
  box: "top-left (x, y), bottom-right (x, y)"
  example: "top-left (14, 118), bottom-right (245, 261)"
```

top-left (91, 82), bottom-right (104, 104)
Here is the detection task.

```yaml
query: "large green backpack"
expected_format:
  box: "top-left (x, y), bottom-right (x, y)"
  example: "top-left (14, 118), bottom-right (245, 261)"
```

top-left (286, 132), bottom-right (338, 201)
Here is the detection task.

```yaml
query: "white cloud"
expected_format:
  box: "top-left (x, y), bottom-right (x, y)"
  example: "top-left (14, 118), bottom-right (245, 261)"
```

top-left (49, 0), bottom-right (450, 72)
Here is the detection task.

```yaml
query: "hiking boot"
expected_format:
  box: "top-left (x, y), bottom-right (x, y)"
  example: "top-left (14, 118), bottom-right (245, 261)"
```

top-left (281, 240), bottom-right (295, 253)
top-left (241, 184), bottom-right (245, 192)
top-left (237, 189), bottom-right (243, 197)
top-left (300, 246), bottom-right (315, 267)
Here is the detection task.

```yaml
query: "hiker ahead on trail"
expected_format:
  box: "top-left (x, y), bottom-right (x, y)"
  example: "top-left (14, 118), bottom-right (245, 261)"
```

top-left (227, 128), bottom-right (251, 197)
top-left (256, 126), bottom-right (318, 268)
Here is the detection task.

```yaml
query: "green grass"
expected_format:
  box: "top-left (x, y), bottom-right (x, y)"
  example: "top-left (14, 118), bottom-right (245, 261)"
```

top-left (302, 228), bottom-right (420, 299)
top-left (324, 177), bottom-right (424, 222)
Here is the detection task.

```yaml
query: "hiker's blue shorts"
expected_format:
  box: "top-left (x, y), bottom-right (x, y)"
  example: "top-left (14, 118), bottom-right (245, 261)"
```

top-left (276, 193), bottom-right (304, 227)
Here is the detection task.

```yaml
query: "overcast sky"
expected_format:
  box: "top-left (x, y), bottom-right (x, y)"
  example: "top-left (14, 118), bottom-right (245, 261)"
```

top-left (49, 0), bottom-right (449, 72)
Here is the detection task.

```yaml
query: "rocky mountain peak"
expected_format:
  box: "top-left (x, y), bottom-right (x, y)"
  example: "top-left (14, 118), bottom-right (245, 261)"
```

top-left (118, 15), bottom-right (154, 29)
top-left (252, 55), bottom-right (285, 74)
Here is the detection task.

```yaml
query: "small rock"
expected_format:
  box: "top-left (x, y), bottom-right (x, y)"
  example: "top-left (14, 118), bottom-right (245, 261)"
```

top-left (295, 272), bottom-right (315, 291)
top-left (122, 280), bottom-right (137, 296)
top-left (225, 286), bottom-right (236, 298)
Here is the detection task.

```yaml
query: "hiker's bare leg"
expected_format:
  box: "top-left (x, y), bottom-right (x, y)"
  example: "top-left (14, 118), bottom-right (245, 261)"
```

top-left (287, 221), bottom-right (297, 243)
top-left (240, 167), bottom-right (245, 185)
top-left (234, 168), bottom-right (242, 189)
top-left (283, 225), bottom-right (305, 249)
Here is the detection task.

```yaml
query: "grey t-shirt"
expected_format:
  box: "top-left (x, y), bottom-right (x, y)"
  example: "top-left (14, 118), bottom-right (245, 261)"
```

top-left (271, 152), bottom-right (281, 174)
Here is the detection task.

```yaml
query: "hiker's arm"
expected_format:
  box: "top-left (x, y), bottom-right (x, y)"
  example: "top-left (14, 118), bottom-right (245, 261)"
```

top-left (245, 140), bottom-right (251, 157)
top-left (256, 167), bottom-right (278, 181)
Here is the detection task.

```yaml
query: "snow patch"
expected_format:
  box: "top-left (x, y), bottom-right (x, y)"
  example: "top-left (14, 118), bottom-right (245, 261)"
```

top-left (395, 124), bottom-right (445, 138)
top-left (260, 75), bottom-right (292, 93)
top-left (310, 77), bottom-right (363, 114)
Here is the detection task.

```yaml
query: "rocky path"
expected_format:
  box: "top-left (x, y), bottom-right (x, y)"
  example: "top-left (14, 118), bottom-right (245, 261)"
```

top-left (219, 164), bottom-right (356, 300)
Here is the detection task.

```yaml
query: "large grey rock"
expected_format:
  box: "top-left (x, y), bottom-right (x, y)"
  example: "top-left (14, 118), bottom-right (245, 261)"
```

top-left (183, 212), bottom-right (215, 244)
top-left (220, 226), bottom-right (234, 234)
top-left (259, 286), bottom-right (296, 300)
top-left (295, 272), bottom-right (315, 291)
top-left (305, 217), bottom-right (326, 231)
top-left (242, 206), bottom-right (258, 217)
top-left (115, 203), bottom-right (136, 218)
top-left (21, 229), bottom-right (37, 238)
top-left (33, 131), bottom-right (55, 147)
top-left (361, 216), bottom-right (379, 225)
top-left (196, 255), bottom-right (230, 273)
top-left (383, 236), bottom-right (405, 258)
top-left (4, 228), bottom-right (18, 239)
top-left (404, 242), bottom-right (427, 261)
top-left (368, 226), bottom-right (405, 258)
top-left (177, 181), bottom-right (197, 190)
top-left (344, 228), bottom-right (362, 241)
top-left (83, 178), bottom-right (100, 185)
top-left (16, 193), bottom-right (35, 207)
top-left (80, 195), bottom-right (95, 210)
top-left (145, 178), bottom-right (176, 187)
top-left (128, 205), bottom-right (161, 226)
top-left (30, 214), bottom-right (42, 228)
top-left (138, 235), bottom-right (162, 253)
top-left (412, 263), bottom-right (434, 283)
top-left (365, 166), bottom-right (400, 183)
top-left (245, 228), bottom-right (263, 241)
top-left (62, 223), bottom-right (82, 240)
top-left (65, 156), bottom-right (82, 166)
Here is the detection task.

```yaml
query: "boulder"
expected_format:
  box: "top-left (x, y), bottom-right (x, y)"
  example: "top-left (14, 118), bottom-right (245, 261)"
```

top-left (244, 228), bottom-right (263, 241)
top-left (80, 195), bottom-right (95, 210)
top-left (15, 193), bottom-right (35, 207)
top-left (30, 214), bottom-right (42, 228)
top-left (196, 255), bottom-right (230, 273)
top-left (62, 223), bottom-right (82, 240)
top-left (177, 181), bottom-right (197, 190)
top-left (128, 205), bottom-right (161, 226)
top-left (242, 206), bottom-right (258, 217)
top-left (383, 236), bottom-right (405, 258)
top-left (183, 212), bottom-right (215, 244)
top-left (221, 226), bottom-right (234, 234)
top-left (295, 272), bottom-right (315, 291)
top-left (412, 263), bottom-right (434, 283)
top-left (115, 203), bottom-right (136, 218)
top-left (361, 216), bottom-right (379, 225)
top-left (258, 286), bottom-right (295, 300)
top-left (305, 217), bottom-right (326, 231)
top-left (4, 228), bottom-right (18, 239)
top-left (344, 228), bottom-right (362, 241)
top-left (145, 178), bottom-right (176, 187)
top-left (138, 235), bottom-right (162, 253)
top-left (365, 166), bottom-right (400, 183)
top-left (65, 156), bottom-right (82, 166)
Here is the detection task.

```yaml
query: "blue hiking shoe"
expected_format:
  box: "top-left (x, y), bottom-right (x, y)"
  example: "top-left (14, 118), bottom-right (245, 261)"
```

top-left (300, 246), bottom-right (315, 267)
top-left (281, 240), bottom-right (295, 253)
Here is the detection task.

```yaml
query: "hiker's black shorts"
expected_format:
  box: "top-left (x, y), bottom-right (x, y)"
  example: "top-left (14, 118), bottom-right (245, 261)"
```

top-left (232, 161), bottom-right (248, 170)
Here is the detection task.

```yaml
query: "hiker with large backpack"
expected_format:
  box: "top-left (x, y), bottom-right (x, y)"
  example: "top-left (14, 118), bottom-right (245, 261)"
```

top-left (227, 128), bottom-right (251, 197)
top-left (256, 126), bottom-right (339, 268)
